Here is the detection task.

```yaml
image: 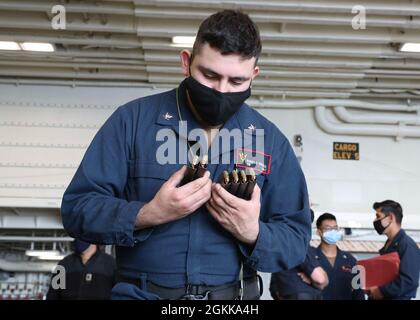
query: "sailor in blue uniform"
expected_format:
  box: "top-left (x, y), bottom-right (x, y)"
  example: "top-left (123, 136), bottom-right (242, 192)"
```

top-left (315, 213), bottom-right (365, 300)
top-left (61, 10), bottom-right (311, 300)
top-left (367, 200), bottom-right (420, 300)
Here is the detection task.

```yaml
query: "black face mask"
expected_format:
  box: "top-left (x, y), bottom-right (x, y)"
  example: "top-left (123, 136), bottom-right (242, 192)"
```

top-left (184, 76), bottom-right (251, 127)
top-left (73, 239), bottom-right (90, 254)
top-left (373, 216), bottom-right (391, 235)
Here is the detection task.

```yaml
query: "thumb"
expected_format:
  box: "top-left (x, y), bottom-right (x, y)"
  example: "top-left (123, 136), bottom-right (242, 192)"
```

top-left (166, 165), bottom-right (187, 188)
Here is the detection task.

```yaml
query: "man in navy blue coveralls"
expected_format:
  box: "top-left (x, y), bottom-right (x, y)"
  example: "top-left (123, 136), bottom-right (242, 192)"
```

top-left (61, 10), bottom-right (311, 300)
top-left (315, 213), bottom-right (365, 300)
top-left (367, 200), bottom-right (420, 300)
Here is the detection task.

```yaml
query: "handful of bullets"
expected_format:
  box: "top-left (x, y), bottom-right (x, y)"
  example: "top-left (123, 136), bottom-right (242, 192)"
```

top-left (218, 168), bottom-right (256, 200)
top-left (179, 155), bottom-right (208, 186)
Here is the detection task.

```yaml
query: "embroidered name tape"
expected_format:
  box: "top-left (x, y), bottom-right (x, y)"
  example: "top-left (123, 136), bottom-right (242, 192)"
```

top-left (235, 148), bottom-right (271, 175)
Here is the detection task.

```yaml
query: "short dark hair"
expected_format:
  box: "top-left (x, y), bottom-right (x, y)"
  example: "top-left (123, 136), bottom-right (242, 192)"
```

top-left (316, 213), bottom-right (337, 229)
top-left (192, 10), bottom-right (262, 62)
top-left (373, 200), bottom-right (403, 224)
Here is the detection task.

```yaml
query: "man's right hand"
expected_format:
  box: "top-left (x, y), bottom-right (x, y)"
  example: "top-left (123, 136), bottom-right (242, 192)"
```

top-left (297, 272), bottom-right (312, 285)
top-left (135, 166), bottom-right (212, 229)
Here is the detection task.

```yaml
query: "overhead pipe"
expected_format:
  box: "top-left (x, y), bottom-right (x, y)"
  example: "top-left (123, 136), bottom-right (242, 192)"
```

top-left (0, 3), bottom-right (419, 45)
top-left (248, 99), bottom-right (420, 111)
top-left (334, 106), bottom-right (420, 125)
top-left (134, 7), bottom-right (420, 29)
top-left (0, 13), bottom-right (137, 34)
top-left (136, 17), bottom-right (420, 44)
top-left (135, 0), bottom-right (420, 16)
top-left (0, 78), bottom-right (166, 89)
top-left (0, 60), bottom-right (147, 71)
top-left (0, 78), bottom-right (394, 99)
top-left (0, 78), bottom-right (419, 103)
top-left (0, 1), bottom-right (134, 15)
top-left (0, 33), bottom-right (142, 48)
top-left (0, 67), bottom-right (149, 81)
top-left (315, 106), bottom-right (420, 139)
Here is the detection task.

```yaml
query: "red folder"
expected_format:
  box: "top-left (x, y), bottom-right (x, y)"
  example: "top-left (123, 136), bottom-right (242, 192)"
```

top-left (357, 252), bottom-right (400, 289)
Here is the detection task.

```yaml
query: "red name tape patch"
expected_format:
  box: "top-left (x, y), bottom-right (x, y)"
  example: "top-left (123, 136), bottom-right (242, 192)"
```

top-left (235, 148), bottom-right (272, 175)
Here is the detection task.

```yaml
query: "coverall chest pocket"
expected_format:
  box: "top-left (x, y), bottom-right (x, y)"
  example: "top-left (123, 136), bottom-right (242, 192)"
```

top-left (128, 161), bottom-right (179, 203)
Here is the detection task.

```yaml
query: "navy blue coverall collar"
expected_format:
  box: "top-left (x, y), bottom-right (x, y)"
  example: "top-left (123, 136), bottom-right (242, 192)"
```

top-left (379, 229), bottom-right (405, 255)
top-left (315, 246), bottom-right (351, 271)
top-left (155, 79), bottom-right (264, 162)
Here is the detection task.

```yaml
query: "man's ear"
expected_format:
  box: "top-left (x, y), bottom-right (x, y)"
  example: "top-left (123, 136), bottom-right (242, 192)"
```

top-left (389, 213), bottom-right (395, 223)
top-left (180, 49), bottom-right (192, 77)
top-left (252, 65), bottom-right (260, 79)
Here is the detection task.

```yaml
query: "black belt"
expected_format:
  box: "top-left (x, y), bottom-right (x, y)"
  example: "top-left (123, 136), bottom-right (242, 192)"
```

top-left (116, 275), bottom-right (263, 300)
top-left (277, 292), bottom-right (323, 300)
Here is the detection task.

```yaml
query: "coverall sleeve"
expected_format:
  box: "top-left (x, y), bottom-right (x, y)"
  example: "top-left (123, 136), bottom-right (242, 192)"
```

top-left (46, 282), bottom-right (60, 300)
top-left (61, 106), bottom-right (145, 246)
top-left (238, 135), bottom-right (312, 272)
top-left (379, 243), bottom-right (420, 299)
top-left (300, 247), bottom-right (321, 276)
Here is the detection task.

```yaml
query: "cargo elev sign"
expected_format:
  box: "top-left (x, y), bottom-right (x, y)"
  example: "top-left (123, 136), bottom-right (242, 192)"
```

top-left (333, 142), bottom-right (359, 160)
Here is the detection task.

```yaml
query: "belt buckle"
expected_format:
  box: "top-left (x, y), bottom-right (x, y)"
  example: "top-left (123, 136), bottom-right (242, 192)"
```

top-left (180, 284), bottom-right (210, 300)
top-left (180, 290), bottom-right (210, 300)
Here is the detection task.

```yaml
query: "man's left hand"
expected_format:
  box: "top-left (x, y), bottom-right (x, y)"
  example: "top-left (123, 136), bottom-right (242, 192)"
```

top-left (205, 183), bottom-right (261, 245)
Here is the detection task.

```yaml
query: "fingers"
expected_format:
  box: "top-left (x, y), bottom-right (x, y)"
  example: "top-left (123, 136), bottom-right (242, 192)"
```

top-left (166, 166), bottom-right (188, 187)
top-left (297, 272), bottom-right (311, 285)
top-left (250, 183), bottom-right (261, 202)
top-left (177, 171), bottom-right (211, 194)
top-left (166, 171), bottom-right (212, 215)
top-left (205, 201), bottom-right (224, 224)
top-left (211, 183), bottom-right (239, 209)
top-left (208, 195), bottom-right (231, 218)
top-left (181, 178), bottom-right (212, 211)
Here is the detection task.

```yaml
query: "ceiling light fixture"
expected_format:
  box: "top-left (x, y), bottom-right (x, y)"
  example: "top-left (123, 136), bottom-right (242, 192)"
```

top-left (399, 43), bottom-right (420, 53)
top-left (171, 36), bottom-right (196, 48)
top-left (20, 42), bottom-right (55, 52)
top-left (0, 41), bottom-right (20, 51)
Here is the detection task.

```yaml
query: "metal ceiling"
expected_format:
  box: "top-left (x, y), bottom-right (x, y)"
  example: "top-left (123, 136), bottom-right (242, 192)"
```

top-left (0, 0), bottom-right (420, 101)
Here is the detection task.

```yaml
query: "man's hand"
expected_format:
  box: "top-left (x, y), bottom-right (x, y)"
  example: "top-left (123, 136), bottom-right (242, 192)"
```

top-left (205, 183), bottom-right (261, 245)
top-left (135, 166), bottom-right (212, 229)
top-left (366, 286), bottom-right (384, 300)
top-left (297, 272), bottom-right (312, 285)
top-left (309, 267), bottom-right (329, 290)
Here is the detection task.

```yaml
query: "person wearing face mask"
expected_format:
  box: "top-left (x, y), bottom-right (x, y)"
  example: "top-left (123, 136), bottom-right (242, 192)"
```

top-left (315, 213), bottom-right (365, 300)
top-left (367, 200), bottom-right (420, 300)
top-left (60, 10), bottom-right (311, 300)
top-left (46, 240), bottom-right (117, 300)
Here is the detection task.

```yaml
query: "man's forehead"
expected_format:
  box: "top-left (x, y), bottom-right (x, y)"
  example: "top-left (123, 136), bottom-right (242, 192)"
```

top-left (321, 220), bottom-right (338, 227)
top-left (193, 43), bottom-right (256, 76)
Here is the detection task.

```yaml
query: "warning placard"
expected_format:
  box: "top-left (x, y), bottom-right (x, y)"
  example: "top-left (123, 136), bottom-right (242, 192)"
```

top-left (333, 142), bottom-right (359, 160)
